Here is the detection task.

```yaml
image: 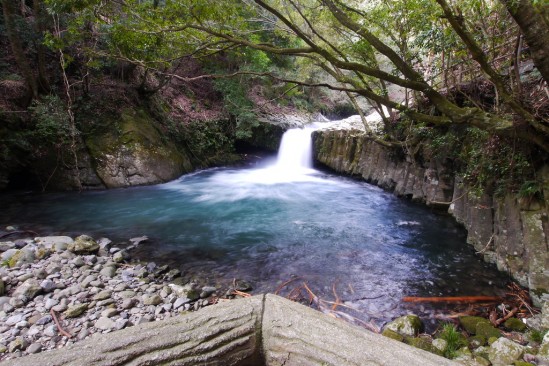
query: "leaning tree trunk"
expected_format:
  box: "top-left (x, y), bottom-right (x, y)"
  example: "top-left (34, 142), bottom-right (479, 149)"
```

top-left (500, 0), bottom-right (549, 84)
top-left (1, 0), bottom-right (38, 100)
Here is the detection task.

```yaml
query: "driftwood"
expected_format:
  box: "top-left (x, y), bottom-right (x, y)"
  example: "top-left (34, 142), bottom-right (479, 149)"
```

top-left (402, 296), bottom-right (501, 303)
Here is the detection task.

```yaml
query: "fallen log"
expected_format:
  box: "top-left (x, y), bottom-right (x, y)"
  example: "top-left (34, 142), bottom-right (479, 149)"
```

top-left (403, 296), bottom-right (501, 303)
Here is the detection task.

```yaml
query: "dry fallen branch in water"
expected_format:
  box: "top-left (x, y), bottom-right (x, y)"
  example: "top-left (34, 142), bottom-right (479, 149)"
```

top-left (274, 277), bottom-right (300, 295)
top-left (50, 309), bottom-right (72, 338)
top-left (403, 296), bottom-right (501, 303)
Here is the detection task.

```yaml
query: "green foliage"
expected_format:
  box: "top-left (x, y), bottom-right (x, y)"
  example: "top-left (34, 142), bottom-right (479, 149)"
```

top-left (28, 95), bottom-right (74, 154)
top-left (411, 124), bottom-right (534, 199)
top-left (438, 323), bottom-right (467, 359)
top-left (211, 77), bottom-right (257, 139)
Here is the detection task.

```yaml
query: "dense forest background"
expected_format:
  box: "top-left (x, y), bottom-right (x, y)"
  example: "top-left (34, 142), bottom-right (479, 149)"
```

top-left (0, 0), bottom-right (548, 197)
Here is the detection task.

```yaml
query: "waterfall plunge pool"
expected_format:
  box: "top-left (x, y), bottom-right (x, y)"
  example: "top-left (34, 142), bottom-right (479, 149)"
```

top-left (0, 126), bottom-right (510, 328)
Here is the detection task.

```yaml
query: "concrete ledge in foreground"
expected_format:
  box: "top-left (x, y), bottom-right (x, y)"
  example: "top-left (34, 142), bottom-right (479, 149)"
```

top-left (4, 294), bottom-right (457, 366)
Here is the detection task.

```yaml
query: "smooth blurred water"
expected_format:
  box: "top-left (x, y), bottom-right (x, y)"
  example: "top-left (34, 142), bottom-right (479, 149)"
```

top-left (0, 127), bottom-right (510, 327)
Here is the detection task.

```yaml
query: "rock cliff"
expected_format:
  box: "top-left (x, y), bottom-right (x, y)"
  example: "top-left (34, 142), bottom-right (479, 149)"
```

top-left (313, 129), bottom-right (549, 305)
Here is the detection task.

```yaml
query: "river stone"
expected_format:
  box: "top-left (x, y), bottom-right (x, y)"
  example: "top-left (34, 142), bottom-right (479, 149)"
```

top-left (459, 316), bottom-right (492, 334)
top-left (95, 316), bottom-right (115, 330)
top-left (6, 314), bottom-right (24, 326)
top-left (101, 308), bottom-right (119, 318)
top-left (384, 315), bottom-right (423, 336)
top-left (0, 241), bottom-right (15, 251)
top-left (504, 317), bottom-right (527, 332)
top-left (121, 298), bottom-right (136, 310)
top-left (201, 286), bottom-right (216, 298)
top-left (13, 278), bottom-right (41, 299)
top-left (26, 343), bottom-right (42, 354)
top-left (1, 248), bottom-right (18, 262)
top-left (8, 337), bottom-right (28, 352)
top-left (40, 279), bottom-right (56, 293)
top-left (119, 290), bottom-right (136, 299)
top-left (143, 294), bottom-right (162, 306)
top-left (488, 337), bottom-right (525, 365)
top-left (100, 266), bottom-right (116, 278)
top-left (476, 322), bottom-right (501, 339)
top-left (64, 303), bottom-right (89, 318)
top-left (44, 298), bottom-right (58, 310)
top-left (168, 284), bottom-right (200, 301)
top-left (35, 315), bottom-right (52, 325)
top-left (68, 235), bottom-right (99, 254)
top-left (93, 290), bottom-right (112, 301)
top-left (173, 297), bottom-right (191, 309)
top-left (35, 236), bottom-right (74, 249)
top-left (432, 338), bottom-right (447, 352)
top-left (8, 248), bottom-right (35, 267)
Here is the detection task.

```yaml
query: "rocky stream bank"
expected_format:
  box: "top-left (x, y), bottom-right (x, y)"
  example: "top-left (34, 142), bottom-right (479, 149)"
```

top-left (0, 231), bottom-right (252, 362)
top-left (2, 229), bottom-right (549, 365)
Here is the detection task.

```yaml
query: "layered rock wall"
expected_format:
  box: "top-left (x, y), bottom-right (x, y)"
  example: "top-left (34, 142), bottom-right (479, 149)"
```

top-left (313, 129), bottom-right (549, 305)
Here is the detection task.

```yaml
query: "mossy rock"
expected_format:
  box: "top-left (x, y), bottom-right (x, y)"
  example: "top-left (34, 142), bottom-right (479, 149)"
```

top-left (381, 329), bottom-right (404, 342)
top-left (513, 362), bottom-right (535, 366)
top-left (384, 315), bottom-right (423, 336)
top-left (476, 322), bottom-right (502, 339)
top-left (459, 316), bottom-right (492, 334)
top-left (488, 336), bottom-right (499, 345)
top-left (469, 335), bottom-right (487, 348)
top-left (405, 336), bottom-right (443, 356)
top-left (504, 317), bottom-right (527, 332)
top-left (84, 108), bottom-right (194, 188)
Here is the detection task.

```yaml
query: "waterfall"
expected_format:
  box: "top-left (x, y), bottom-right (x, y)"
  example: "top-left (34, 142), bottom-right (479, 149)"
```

top-left (275, 127), bottom-right (314, 171)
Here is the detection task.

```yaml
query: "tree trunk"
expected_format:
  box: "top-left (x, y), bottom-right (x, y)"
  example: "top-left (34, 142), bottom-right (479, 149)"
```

top-left (2, 0), bottom-right (38, 100)
top-left (500, 0), bottom-right (549, 83)
top-left (33, 0), bottom-right (50, 93)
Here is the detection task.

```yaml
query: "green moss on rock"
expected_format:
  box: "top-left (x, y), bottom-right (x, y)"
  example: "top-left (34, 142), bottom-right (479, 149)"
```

top-left (381, 329), bottom-right (404, 342)
top-left (504, 317), bottom-right (527, 332)
top-left (459, 316), bottom-right (492, 334)
top-left (476, 322), bottom-right (502, 339)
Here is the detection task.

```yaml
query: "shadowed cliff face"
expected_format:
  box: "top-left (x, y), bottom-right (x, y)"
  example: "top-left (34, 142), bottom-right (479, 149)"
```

top-left (313, 129), bottom-right (549, 306)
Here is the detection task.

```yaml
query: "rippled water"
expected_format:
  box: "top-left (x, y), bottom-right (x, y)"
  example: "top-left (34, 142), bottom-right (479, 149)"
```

top-left (0, 127), bottom-right (510, 328)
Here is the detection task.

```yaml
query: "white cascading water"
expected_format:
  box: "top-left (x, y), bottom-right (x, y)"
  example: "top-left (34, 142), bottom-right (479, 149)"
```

top-left (274, 127), bottom-right (314, 172)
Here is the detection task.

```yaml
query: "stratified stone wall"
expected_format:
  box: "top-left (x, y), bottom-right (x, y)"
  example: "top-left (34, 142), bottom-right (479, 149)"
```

top-left (313, 129), bottom-right (549, 305)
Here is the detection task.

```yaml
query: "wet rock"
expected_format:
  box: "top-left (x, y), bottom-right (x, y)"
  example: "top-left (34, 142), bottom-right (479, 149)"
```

top-left (64, 303), bottom-right (89, 318)
top-left (68, 235), bottom-right (99, 254)
top-left (384, 315), bottom-right (423, 337)
top-left (0, 279), bottom-right (4, 296)
top-left (234, 279), bottom-right (252, 292)
top-left (13, 278), bottom-right (41, 299)
top-left (488, 337), bottom-right (525, 365)
top-left (200, 286), bottom-right (216, 298)
top-left (112, 250), bottom-right (129, 263)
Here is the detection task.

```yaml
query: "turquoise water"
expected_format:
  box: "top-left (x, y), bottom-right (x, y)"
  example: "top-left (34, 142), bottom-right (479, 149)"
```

top-left (0, 157), bottom-right (509, 326)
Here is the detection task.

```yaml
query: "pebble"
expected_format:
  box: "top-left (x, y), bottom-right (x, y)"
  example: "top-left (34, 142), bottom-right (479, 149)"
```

top-left (0, 234), bottom-right (226, 361)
